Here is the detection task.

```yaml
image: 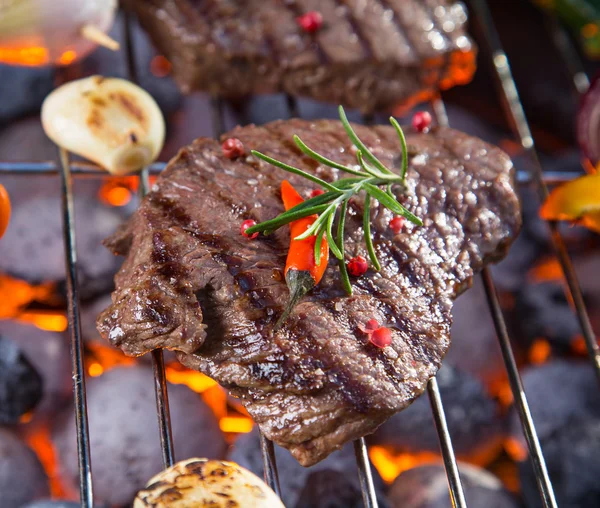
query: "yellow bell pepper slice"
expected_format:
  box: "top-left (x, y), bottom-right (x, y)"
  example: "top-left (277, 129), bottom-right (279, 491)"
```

top-left (540, 172), bottom-right (600, 233)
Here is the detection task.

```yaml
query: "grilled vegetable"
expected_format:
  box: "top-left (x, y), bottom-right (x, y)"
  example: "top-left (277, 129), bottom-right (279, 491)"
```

top-left (41, 76), bottom-right (165, 175)
top-left (133, 458), bottom-right (284, 508)
top-left (0, 184), bottom-right (10, 239)
top-left (540, 172), bottom-right (600, 232)
top-left (276, 180), bottom-right (329, 327)
top-left (0, 0), bottom-right (118, 66)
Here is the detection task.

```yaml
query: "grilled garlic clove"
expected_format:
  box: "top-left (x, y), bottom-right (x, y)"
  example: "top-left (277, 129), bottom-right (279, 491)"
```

top-left (41, 76), bottom-right (165, 175)
top-left (133, 458), bottom-right (285, 508)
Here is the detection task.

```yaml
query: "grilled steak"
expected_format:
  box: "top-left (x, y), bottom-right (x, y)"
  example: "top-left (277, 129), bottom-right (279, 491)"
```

top-left (97, 119), bottom-right (520, 466)
top-left (125, 0), bottom-right (476, 113)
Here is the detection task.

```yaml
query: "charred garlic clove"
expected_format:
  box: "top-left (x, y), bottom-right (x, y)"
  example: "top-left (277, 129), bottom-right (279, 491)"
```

top-left (134, 458), bottom-right (285, 508)
top-left (0, 0), bottom-right (118, 66)
top-left (41, 76), bottom-right (165, 175)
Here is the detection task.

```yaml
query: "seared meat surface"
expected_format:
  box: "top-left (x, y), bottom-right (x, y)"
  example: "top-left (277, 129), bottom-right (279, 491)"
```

top-left (97, 119), bottom-right (520, 465)
top-left (125, 0), bottom-right (476, 112)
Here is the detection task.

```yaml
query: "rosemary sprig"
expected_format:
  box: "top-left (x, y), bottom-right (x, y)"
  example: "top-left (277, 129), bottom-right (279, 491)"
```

top-left (245, 105), bottom-right (422, 294)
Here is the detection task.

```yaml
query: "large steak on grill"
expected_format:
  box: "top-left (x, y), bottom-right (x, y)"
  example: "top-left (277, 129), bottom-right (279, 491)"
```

top-left (97, 119), bottom-right (520, 466)
top-left (125, 0), bottom-right (476, 113)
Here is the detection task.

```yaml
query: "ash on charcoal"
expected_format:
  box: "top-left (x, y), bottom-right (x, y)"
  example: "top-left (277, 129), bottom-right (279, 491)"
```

top-left (228, 428), bottom-right (389, 508)
top-left (520, 418), bottom-right (600, 508)
top-left (0, 335), bottom-right (42, 424)
top-left (370, 365), bottom-right (504, 461)
top-left (0, 428), bottom-right (49, 508)
top-left (388, 463), bottom-right (519, 508)
top-left (0, 179), bottom-right (128, 299)
top-left (0, 321), bottom-right (71, 418)
top-left (513, 281), bottom-right (580, 349)
top-left (53, 366), bottom-right (226, 506)
top-left (508, 360), bottom-right (600, 446)
top-left (448, 278), bottom-right (505, 386)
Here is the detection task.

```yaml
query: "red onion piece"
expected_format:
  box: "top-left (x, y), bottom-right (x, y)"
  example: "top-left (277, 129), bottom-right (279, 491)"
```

top-left (577, 73), bottom-right (600, 169)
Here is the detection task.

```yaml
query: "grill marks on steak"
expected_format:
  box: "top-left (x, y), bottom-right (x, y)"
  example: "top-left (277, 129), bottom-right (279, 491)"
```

top-left (98, 119), bottom-right (520, 465)
top-left (125, 0), bottom-right (476, 112)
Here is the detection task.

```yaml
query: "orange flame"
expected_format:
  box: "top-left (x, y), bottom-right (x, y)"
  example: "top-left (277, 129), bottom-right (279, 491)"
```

top-left (368, 446), bottom-right (438, 483)
top-left (24, 425), bottom-right (72, 498)
top-left (0, 275), bottom-right (57, 319)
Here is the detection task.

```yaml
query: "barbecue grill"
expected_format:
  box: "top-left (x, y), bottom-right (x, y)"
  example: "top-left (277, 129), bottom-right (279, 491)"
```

top-left (1, 2), bottom-right (598, 507)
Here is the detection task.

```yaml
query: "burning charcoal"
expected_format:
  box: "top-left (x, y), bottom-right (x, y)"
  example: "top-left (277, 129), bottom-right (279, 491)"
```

top-left (0, 336), bottom-right (42, 424)
top-left (228, 428), bottom-right (390, 508)
top-left (513, 282), bottom-right (580, 349)
top-left (0, 428), bottom-right (50, 508)
top-left (508, 360), bottom-right (600, 447)
top-left (0, 321), bottom-right (71, 418)
top-left (0, 65), bottom-right (55, 125)
top-left (0, 179), bottom-right (128, 300)
top-left (388, 463), bottom-right (519, 508)
top-left (53, 366), bottom-right (226, 506)
top-left (370, 365), bottom-right (504, 462)
top-left (520, 418), bottom-right (600, 508)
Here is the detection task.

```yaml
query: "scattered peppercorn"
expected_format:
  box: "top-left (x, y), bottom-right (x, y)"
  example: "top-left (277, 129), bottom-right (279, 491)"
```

top-left (347, 256), bottom-right (368, 277)
top-left (240, 219), bottom-right (259, 239)
top-left (389, 216), bottom-right (405, 234)
top-left (310, 189), bottom-right (325, 198)
top-left (297, 11), bottom-right (323, 33)
top-left (412, 111), bottom-right (432, 133)
top-left (370, 326), bottom-right (392, 348)
top-left (222, 138), bottom-right (245, 159)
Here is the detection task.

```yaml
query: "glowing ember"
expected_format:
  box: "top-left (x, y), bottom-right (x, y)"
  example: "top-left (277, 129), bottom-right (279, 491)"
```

top-left (88, 362), bottom-right (104, 377)
top-left (219, 416), bottom-right (253, 434)
top-left (58, 50), bottom-right (77, 66)
top-left (529, 338), bottom-right (551, 364)
top-left (98, 177), bottom-right (137, 207)
top-left (17, 311), bottom-right (67, 332)
top-left (85, 342), bottom-right (135, 373)
top-left (150, 55), bottom-right (172, 77)
top-left (0, 46), bottom-right (49, 66)
top-left (165, 367), bottom-right (217, 393)
top-left (528, 258), bottom-right (563, 282)
top-left (368, 445), bottom-right (438, 483)
top-left (504, 436), bottom-right (528, 462)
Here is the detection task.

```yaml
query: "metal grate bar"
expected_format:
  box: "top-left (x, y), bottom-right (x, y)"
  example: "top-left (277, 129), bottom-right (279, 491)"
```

top-left (354, 438), bottom-right (379, 508)
top-left (471, 0), bottom-right (600, 380)
top-left (481, 269), bottom-right (557, 507)
top-left (545, 16), bottom-right (590, 96)
top-left (360, 107), bottom-right (465, 507)
top-left (209, 95), bottom-right (283, 494)
top-left (125, 16), bottom-right (176, 470)
top-left (58, 148), bottom-right (94, 507)
top-left (432, 97), bottom-right (558, 508)
top-left (0, 161), bottom-right (579, 184)
top-left (427, 378), bottom-right (467, 508)
top-left (259, 431), bottom-right (282, 497)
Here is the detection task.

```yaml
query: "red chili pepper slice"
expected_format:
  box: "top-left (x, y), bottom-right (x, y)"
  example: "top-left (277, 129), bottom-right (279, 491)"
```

top-left (276, 180), bottom-right (329, 327)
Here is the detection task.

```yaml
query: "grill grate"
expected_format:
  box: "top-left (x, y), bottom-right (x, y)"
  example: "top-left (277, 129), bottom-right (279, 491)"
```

top-left (0, 3), bottom-right (598, 507)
